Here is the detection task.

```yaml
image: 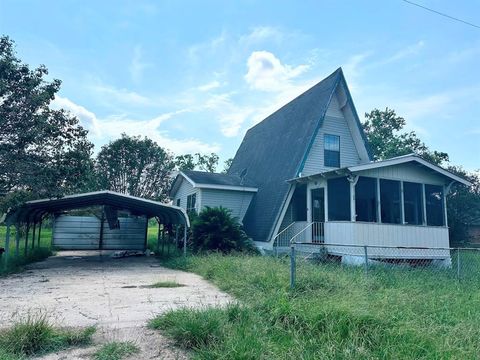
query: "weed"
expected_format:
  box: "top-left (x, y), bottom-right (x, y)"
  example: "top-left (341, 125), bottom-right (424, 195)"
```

top-left (93, 341), bottom-right (139, 360)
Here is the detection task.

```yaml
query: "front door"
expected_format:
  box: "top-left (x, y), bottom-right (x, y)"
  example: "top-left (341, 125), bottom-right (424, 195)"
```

top-left (311, 188), bottom-right (325, 243)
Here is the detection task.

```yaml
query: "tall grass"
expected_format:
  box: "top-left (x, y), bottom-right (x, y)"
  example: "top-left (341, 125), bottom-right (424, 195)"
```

top-left (0, 226), bottom-right (53, 276)
top-left (0, 313), bottom-right (95, 358)
top-left (152, 254), bottom-right (480, 359)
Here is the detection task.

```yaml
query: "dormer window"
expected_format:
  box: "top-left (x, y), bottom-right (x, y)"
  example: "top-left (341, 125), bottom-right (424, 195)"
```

top-left (324, 134), bottom-right (340, 167)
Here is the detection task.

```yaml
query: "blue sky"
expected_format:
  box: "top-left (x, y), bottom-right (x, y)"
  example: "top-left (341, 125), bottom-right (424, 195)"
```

top-left (1, 0), bottom-right (479, 170)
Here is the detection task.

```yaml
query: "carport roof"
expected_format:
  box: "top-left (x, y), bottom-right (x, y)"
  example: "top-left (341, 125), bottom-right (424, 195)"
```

top-left (5, 191), bottom-right (190, 226)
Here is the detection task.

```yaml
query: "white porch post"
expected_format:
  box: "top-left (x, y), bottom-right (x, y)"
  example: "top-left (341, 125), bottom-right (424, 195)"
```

top-left (306, 183), bottom-right (312, 223)
top-left (400, 181), bottom-right (405, 224)
top-left (348, 175), bottom-right (359, 222)
top-left (443, 182), bottom-right (454, 227)
top-left (324, 182), bottom-right (329, 222)
top-left (376, 178), bottom-right (382, 223)
top-left (422, 184), bottom-right (427, 226)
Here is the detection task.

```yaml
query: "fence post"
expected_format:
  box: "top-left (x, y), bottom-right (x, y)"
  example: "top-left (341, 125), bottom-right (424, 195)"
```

top-left (456, 248), bottom-right (461, 281)
top-left (363, 245), bottom-right (368, 275)
top-left (290, 244), bottom-right (296, 289)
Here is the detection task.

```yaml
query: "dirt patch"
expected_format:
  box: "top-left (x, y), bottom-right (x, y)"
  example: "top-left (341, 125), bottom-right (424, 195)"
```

top-left (0, 251), bottom-right (231, 359)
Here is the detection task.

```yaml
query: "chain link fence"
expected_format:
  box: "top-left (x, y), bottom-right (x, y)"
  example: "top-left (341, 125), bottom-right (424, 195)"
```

top-left (288, 242), bottom-right (480, 288)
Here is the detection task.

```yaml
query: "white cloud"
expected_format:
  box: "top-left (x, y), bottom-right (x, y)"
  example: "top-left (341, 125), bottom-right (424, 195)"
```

top-left (51, 96), bottom-right (101, 136)
top-left (129, 45), bottom-right (152, 83)
top-left (245, 51), bottom-right (309, 92)
top-left (90, 83), bottom-right (154, 106)
top-left (378, 41), bottom-right (425, 66)
top-left (197, 80), bottom-right (221, 92)
top-left (239, 26), bottom-right (284, 46)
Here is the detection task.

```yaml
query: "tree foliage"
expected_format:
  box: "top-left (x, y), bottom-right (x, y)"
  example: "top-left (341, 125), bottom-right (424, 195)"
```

top-left (175, 152), bottom-right (219, 172)
top-left (0, 36), bottom-right (94, 212)
top-left (190, 206), bottom-right (256, 253)
top-left (363, 108), bottom-right (449, 165)
top-left (96, 134), bottom-right (174, 201)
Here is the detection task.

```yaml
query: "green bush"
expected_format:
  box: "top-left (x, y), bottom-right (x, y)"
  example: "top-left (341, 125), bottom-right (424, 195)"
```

top-left (190, 207), bottom-right (257, 254)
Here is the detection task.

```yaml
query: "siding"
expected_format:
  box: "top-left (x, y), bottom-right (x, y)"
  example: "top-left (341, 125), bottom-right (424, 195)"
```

top-left (173, 178), bottom-right (198, 212)
top-left (53, 215), bottom-right (147, 250)
top-left (356, 163), bottom-right (446, 185)
top-left (302, 92), bottom-right (362, 176)
top-left (200, 189), bottom-right (254, 222)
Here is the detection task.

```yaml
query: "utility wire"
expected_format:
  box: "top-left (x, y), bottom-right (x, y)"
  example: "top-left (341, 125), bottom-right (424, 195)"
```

top-left (402, 0), bottom-right (480, 30)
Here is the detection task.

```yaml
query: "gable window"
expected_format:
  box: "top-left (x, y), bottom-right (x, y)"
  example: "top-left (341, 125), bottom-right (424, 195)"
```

top-left (355, 176), bottom-right (377, 222)
top-left (324, 134), bottom-right (340, 168)
top-left (176, 198), bottom-right (181, 207)
top-left (425, 185), bottom-right (444, 226)
top-left (380, 179), bottom-right (401, 224)
top-left (186, 193), bottom-right (197, 214)
top-left (403, 182), bottom-right (423, 225)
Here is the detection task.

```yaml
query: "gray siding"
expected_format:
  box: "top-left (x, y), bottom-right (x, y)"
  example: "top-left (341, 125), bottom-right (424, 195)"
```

top-left (199, 189), bottom-right (254, 222)
top-left (173, 178), bottom-right (198, 212)
top-left (53, 215), bottom-right (147, 250)
top-left (357, 163), bottom-right (446, 185)
top-left (302, 92), bottom-right (362, 176)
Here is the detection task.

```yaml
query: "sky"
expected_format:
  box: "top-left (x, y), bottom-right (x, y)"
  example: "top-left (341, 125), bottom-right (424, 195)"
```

top-left (0, 0), bottom-right (479, 171)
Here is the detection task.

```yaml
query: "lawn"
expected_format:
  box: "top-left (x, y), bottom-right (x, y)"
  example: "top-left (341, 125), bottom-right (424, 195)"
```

top-left (152, 254), bottom-right (480, 359)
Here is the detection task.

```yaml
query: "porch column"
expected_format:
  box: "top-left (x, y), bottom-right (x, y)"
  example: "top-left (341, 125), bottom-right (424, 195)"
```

top-left (400, 181), bottom-right (405, 224)
top-left (443, 182), bottom-right (454, 227)
top-left (183, 225), bottom-right (187, 257)
top-left (324, 183), bottom-right (329, 222)
top-left (376, 178), bottom-right (382, 223)
top-left (422, 184), bottom-right (427, 225)
top-left (348, 175), bottom-right (359, 222)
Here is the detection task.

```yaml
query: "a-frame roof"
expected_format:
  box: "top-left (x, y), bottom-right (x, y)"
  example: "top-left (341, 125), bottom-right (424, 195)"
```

top-left (228, 67), bottom-right (371, 242)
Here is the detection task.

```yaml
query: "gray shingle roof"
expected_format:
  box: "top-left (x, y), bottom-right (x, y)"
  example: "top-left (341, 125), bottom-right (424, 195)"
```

top-left (228, 68), bottom-right (348, 242)
top-left (182, 170), bottom-right (257, 188)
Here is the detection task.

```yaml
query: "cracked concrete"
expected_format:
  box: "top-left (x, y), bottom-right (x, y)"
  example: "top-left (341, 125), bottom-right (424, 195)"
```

top-left (0, 251), bottom-right (232, 359)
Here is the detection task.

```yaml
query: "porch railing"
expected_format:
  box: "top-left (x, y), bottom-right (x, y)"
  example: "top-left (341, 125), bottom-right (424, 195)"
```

top-left (273, 221), bottom-right (324, 252)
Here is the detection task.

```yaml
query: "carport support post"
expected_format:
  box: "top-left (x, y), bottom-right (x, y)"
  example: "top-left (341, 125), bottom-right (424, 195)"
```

top-left (24, 222), bottom-right (30, 257)
top-left (183, 225), bottom-right (187, 257)
top-left (15, 224), bottom-right (20, 257)
top-left (37, 220), bottom-right (42, 247)
top-left (31, 222), bottom-right (36, 250)
top-left (3, 225), bottom-right (11, 269)
top-left (161, 227), bottom-right (165, 255)
top-left (156, 222), bottom-right (161, 253)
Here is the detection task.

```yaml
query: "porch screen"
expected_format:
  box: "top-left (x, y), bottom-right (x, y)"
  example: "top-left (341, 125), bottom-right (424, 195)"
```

top-left (380, 179), bottom-right (401, 224)
top-left (355, 176), bottom-right (377, 222)
top-left (403, 181), bottom-right (423, 225)
top-left (425, 184), bottom-right (444, 226)
top-left (328, 177), bottom-right (350, 221)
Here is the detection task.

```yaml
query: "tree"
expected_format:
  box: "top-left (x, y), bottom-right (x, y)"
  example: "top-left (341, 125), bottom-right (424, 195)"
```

top-left (174, 152), bottom-right (219, 172)
top-left (363, 108), bottom-right (449, 165)
top-left (0, 36), bottom-right (94, 212)
top-left (222, 158), bottom-right (233, 174)
top-left (96, 134), bottom-right (174, 201)
top-left (446, 166), bottom-right (480, 245)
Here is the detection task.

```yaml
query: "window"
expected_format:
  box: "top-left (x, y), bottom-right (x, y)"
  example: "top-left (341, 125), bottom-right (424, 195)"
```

top-left (186, 193), bottom-right (197, 213)
top-left (425, 185), bottom-right (444, 226)
top-left (380, 179), bottom-right (401, 224)
top-left (324, 134), bottom-right (340, 167)
top-left (355, 176), bottom-right (377, 222)
top-left (403, 182), bottom-right (423, 225)
top-left (176, 198), bottom-right (181, 207)
top-left (328, 177), bottom-right (350, 221)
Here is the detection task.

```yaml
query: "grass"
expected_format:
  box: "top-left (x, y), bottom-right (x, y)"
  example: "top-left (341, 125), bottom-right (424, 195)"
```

top-left (151, 253), bottom-right (480, 359)
top-left (93, 341), bottom-right (139, 360)
top-left (146, 280), bottom-right (185, 288)
top-left (0, 226), bottom-right (53, 277)
top-left (0, 313), bottom-right (95, 359)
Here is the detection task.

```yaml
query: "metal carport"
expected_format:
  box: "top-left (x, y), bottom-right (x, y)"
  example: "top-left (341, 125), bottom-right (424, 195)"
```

top-left (2, 191), bottom-right (190, 267)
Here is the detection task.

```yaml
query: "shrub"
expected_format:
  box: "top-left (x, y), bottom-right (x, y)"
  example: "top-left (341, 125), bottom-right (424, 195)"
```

top-left (190, 207), bottom-right (257, 253)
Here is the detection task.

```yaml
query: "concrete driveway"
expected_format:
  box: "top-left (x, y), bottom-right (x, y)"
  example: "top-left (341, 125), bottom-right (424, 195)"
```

top-left (0, 251), bottom-right (231, 359)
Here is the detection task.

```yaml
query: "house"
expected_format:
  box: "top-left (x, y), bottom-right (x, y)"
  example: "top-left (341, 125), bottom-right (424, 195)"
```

top-left (170, 68), bottom-right (471, 264)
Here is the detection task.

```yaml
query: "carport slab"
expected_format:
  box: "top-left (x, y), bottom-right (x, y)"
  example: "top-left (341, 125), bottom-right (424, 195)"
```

top-left (0, 251), bottom-right (232, 329)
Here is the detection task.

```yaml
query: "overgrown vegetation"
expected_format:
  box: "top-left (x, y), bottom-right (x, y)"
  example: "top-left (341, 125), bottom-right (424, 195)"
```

top-left (0, 226), bottom-right (53, 276)
top-left (190, 207), bottom-right (257, 254)
top-left (93, 341), bottom-right (139, 360)
top-left (0, 313), bottom-right (95, 359)
top-left (152, 254), bottom-right (480, 359)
